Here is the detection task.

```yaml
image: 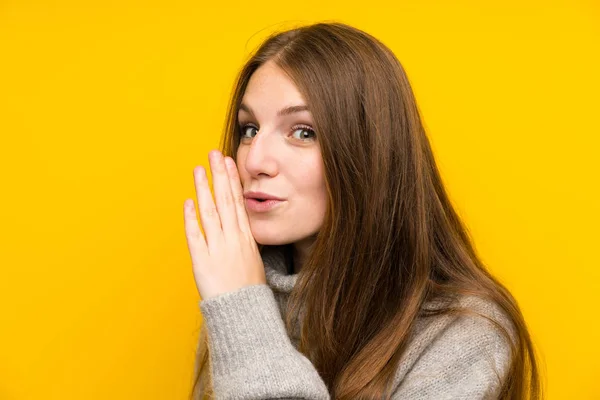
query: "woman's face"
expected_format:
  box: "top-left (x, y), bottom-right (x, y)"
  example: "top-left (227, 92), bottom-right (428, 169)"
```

top-left (236, 60), bottom-right (327, 247)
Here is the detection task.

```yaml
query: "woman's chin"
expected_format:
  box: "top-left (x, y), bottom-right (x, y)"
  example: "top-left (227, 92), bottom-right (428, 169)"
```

top-left (252, 234), bottom-right (289, 246)
top-left (250, 226), bottom-right (290, 246)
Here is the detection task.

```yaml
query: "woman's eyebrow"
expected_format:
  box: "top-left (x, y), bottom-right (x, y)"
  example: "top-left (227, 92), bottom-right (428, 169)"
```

top-left (238, 103), bottom-right (310, 118)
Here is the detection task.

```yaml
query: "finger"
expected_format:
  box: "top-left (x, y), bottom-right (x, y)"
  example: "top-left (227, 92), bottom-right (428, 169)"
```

top-left (193, 165), bottom-right (222, 249)
top-left (183, 198), bottom-right (208, 268)
top-left (208, 150), bottom-right (240, 237)
top-left (224, 156), bottom-right (252, 235)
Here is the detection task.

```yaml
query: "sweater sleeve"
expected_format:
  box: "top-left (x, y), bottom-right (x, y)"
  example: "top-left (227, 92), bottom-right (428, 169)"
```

top-left (391, 307), bottom-right (514, 400)
top-left (199, 284), bottom-right (331, 400)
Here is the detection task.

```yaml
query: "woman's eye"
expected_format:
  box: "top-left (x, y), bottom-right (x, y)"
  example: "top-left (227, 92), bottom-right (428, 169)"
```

top-left (240, 124), bottom-right (258, 139)
top-left (291, 126), bottom-right (316, 141)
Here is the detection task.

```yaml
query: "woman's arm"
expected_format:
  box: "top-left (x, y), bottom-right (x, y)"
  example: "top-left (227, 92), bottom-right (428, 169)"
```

top-left (199, 283), bottom-right (330, 399)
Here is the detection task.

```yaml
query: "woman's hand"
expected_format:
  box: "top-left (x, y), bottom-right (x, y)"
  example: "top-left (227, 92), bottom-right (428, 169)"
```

top-left (183, 150), bottom-right (266, 300)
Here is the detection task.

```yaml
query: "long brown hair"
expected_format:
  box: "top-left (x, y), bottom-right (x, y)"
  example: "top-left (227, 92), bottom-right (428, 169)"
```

top-left (190, 22), bottom-right (543, 399)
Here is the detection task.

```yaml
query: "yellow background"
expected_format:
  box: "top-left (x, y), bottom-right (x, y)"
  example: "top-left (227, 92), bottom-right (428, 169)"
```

top-left (1, 0), bottom-right (598, 398)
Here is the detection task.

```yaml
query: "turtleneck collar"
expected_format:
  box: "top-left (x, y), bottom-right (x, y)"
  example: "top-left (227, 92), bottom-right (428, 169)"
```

top-left (261, 244), bottom-right (298, 295)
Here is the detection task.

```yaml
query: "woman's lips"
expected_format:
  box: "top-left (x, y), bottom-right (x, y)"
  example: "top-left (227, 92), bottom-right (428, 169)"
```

top-left (245, 198), bottom-right (285, 212)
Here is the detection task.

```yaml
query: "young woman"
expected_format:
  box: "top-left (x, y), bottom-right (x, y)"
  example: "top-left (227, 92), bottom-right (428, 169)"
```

top-left (183, 22), bottom-right (542, 399)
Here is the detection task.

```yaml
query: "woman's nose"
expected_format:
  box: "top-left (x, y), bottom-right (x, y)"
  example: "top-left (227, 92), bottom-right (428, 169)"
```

top-left (243, 131), bottom-right (278, 178)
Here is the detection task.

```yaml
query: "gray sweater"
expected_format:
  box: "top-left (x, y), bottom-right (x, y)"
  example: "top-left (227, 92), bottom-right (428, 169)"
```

top-left (199, 245), bottom-right (514, 399)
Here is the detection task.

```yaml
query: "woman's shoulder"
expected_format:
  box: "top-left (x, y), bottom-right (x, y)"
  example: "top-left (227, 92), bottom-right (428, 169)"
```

top-left (392, 294), bottom-right (516, 396)
top-left (416, 293), bottom-right (516, 339)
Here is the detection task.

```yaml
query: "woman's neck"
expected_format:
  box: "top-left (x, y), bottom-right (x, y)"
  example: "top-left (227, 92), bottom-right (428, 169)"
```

top-left (292, 236), bottom-right (316, 274)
